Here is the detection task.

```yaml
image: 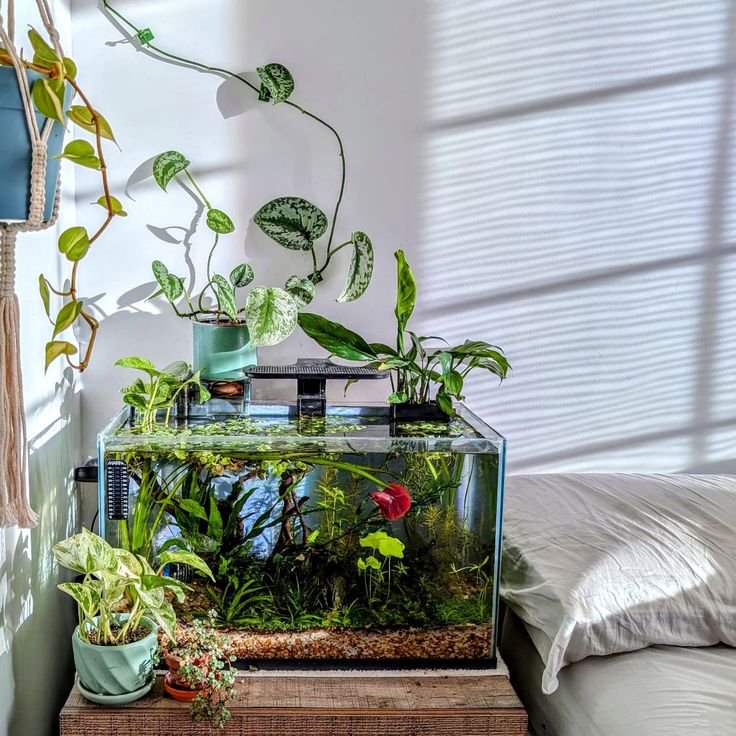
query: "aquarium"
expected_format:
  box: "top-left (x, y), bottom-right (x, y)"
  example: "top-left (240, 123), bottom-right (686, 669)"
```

top-left (97, 402), bottom-right (506, 664)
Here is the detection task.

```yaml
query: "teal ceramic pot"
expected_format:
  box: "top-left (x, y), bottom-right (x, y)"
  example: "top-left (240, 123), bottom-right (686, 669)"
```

top-left (0, 66), bottom-right (67, 221)
top-left (192, 320), bottom-right (257, 380)
top-left (72, 615), bottom-right (158, 699)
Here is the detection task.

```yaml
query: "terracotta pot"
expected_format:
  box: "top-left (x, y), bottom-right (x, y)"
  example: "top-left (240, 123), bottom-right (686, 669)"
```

top-left (163, 672), bottom-right (202, 703)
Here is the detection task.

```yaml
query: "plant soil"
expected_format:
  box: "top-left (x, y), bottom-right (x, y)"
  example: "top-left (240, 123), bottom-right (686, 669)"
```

top-left (86, 624), bottom-right (150, 646)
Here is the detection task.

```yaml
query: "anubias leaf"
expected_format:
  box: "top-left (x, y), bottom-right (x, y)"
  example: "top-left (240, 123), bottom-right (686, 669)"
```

top-left (297, 313), bottom-right (378, 362)
top-left (45, 340), bottom-right (77, 372)
top-left (57, 226), bottom-right (90, 262)
top-left (211, 275), bottom-right (239, 322)
top-left (66, 105), bottom-right (115, 142)
top-left (152, 150), bottom-right (189, 191)
top-left (151, 261), bottom-right (184, 302)
top-left (256, 63), bottom-right (294, 103)
top-left (245, 287), bottom-right (298, 347)
top-left (284, 275), bottom-right (315, 308)
top-left (230, 263), bottom-right (254, 288)
top-left (206, 208), bottom-right (235, 234)
top-left (53, 139), bottom-right (100, 169)
top-left (32, 77), bottom-right (65, 123)
top-left (337, 231), bottom-right (374, 303)
top-left (254, 197), bottom-right (327, 251)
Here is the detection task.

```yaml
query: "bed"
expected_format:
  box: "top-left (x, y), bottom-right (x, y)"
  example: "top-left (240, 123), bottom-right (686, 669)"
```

top-left (499, 473), bottom-right (736, 735)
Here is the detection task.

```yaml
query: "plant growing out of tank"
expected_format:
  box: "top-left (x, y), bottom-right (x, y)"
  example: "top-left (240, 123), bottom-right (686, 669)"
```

top-left (298, 250), bottom-right (511, 416)
top-left (0, 28), bottom-right (124, 371)
top-left (53, 528), bottom-right (213, 644)
top-left (101, 2), bottom-right (376, 330)
top-left (357, 530), bottom-right (406, 604)
top-left (116, 356), bottom-right (211, 431)
top-left (164, 610), bottom-right (237, 728)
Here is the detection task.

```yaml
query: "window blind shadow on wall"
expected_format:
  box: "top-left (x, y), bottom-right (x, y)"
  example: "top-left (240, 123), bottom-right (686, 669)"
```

top-left (418, 0), bottom-right (735, 472)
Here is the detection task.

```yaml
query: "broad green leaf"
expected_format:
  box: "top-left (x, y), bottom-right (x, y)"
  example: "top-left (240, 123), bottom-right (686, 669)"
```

top-left (151, 261), bottom-right (184, 302)
top-left (63, 57), bottom-right (77, 79)
top-left (437, 351), bottom-right (452, 374)
top-left (53, 139), bottom-right (100, 169)
top-left (32, 77), bottom-right (65, 123)
top-left (254, 197), bottom-right (327, 251)
top-left (284, 275), bottom-right (315, 308)
top-left (206, 208), bottom-right (234, 234)
top-left (211, 275), bottom-right (238, 322)
top-left (53, 528), bottom-right (117, 575)
top-left (95, 194), bottom-right (127, 216)
top-left (435, 390), bottom-right (455, 416)
top-left (29, 28), bottom-right (59, 67)
top-left (388, 391), bottom-right (408, 404)
top-left (394, 249), bottom-right (416, 334)
top-left (148, 600), bottom-right (177, 642)
top-left (245, 286), bottom-right (298, 347)
top-left (178, 498), bottom-right (208, 521)
top-left (256, 63), bottom-right (294, 103)
top-left (377, 535), bottom-right (405, 558)
top-left (337, 231), bottom-right (374, 303)
top-left (162, 360), bottom-right (190, 380)
top-left (297, 313), bottom-right (377, 361)
top-left (114, 548), bottom-right (143, 577)
top-left (158, 550), bottom-right (214, 581)
top-left (208, 496), bottom-right (223, 543)
top-left (443, 369), bottom-right (464, 396)
top-left (230, 263), bottom-right (254, 288)
top-left (58, 226), bottom-right (90, 262)
top-left (45, 340), bottom-right (77, 371)
top-left (364, 555), bottom-right (381, 570)
top-left (115, 356), bottom-right (157, 374)
top-left (140, 574), bottom-right (187, 603)
top-left (66, 105), bottom-right (115, 141)
top-left (57, 582), bottom-right (100, 617)
top-left (53, 299), bottom-right (83, 337)
top-left (38, 275), bottom-right (50, 317)
top-left (122, 391), bottom-right (147, 410)
top-left (152, 150), bottom-right (189, 191)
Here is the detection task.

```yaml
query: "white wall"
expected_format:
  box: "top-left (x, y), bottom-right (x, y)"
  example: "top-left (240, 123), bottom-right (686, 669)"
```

top-left (71, 0), bottom-right (735, 477)
top-left (0, 4), bottom-right (81, 735)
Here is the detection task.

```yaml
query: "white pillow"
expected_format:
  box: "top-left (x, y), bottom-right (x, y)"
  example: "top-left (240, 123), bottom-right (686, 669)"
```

top-left (501, 473), bottom-right (736, 694)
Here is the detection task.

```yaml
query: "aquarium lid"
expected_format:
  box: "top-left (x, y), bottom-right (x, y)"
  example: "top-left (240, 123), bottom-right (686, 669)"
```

top-left (246, 358), bottom-right (388, 417)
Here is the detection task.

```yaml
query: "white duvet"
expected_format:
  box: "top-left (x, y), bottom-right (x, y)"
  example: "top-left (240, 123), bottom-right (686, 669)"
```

top-left (500, 473), bottom-right (736, 693)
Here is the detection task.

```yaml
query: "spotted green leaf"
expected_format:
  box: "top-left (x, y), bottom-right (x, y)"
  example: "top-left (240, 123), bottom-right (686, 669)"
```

top-left (230, 263), bottom-right (254, 288)
top-left (66, 105), bottom-right (115, 142)
top-left (58, 226), bottom-right (90, 262)
top-left (284, 275), bottom-right (315, 308)
top-left (254, 197), bottom-right (327, 251)
top-left (53, 139), bottom-right (100, 169)
top-left (337, 231), bottom-right (374, 302)
top-left (152, 150), bottom-right (189, 191)
top-left (45, 340), bottom-right (77, 371)
top-left (151, 261), bottom-right (184, 302)
top-left (206, 208), bottom-right (235, 234)
top-left (211, 275), bottom-right (238, 322)
top-left (245, 286), bottom-right (298, 347)
top-left (256, 63), bottom-right (294, 103)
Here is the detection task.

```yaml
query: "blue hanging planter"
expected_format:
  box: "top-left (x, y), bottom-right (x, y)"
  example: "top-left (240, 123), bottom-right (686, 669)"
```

top-left (0, 66), bottom-right (67, 222)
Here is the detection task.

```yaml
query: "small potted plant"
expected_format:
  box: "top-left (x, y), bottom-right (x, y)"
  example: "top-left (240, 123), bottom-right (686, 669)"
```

top-left (53, 528), bottom-right (213, 704)
top-left (298, 250), bottom-right (511, 422)
top-left (163, 610), bottom-right (238, 728)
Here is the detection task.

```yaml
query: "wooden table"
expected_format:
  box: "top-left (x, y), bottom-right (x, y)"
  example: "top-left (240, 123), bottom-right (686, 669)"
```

top-left (60, 669), bottom-right (527, 736)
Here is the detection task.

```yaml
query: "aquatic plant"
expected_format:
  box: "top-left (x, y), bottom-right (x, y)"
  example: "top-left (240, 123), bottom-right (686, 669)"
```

top-left (357, 530), bottom-right (406, 604)
top-left (298, 250), bottom-right (510, 415)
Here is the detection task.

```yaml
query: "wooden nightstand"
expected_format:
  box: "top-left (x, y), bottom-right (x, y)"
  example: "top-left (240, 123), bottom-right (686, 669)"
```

top-left (60, 665), bottom-right (527, 735)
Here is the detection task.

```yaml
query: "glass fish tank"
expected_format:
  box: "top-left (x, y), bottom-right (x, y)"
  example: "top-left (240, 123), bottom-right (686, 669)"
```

top-left (97, 402), bottom-right (506, 665)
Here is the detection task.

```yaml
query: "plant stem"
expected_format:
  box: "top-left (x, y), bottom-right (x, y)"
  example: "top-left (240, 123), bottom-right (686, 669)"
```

top-left (184, 169), bottom-right (212, 209)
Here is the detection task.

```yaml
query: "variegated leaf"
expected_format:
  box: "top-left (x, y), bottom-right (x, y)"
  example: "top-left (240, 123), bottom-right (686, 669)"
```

top-left (254, 197), bottom-right (327, 251)
top-left (285, 275), bottom-right (315, 308)
top-left (256, 63), bottom-right (294, 103)
top-left (206, 208), bottom-right (235, 234)
top-left (230, 263), bottom-right (254, 288)
top-left (245, 286), bottom-right (298, 347)
top-left (151, 261), bottom-right (184, 302)
top-left (337, 231), bottom-right (374, 302)
top-left (152, 150), bottom-right (190, 191)
top-left (211, 275), bottom-right (239, 321)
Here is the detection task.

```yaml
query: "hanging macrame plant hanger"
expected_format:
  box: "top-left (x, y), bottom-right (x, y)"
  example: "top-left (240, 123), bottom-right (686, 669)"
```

top-left (0, 0), bottom-right (66, 528)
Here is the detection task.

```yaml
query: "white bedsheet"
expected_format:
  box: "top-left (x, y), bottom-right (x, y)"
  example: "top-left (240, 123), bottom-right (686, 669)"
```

top-left (501, 610), bottom-right (736, 736)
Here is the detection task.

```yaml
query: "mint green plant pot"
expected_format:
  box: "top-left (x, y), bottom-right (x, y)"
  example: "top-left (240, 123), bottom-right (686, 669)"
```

top-left (192, 320), bottom-right (257, 380)
top-left (72, 615), bottom-right (157, 701)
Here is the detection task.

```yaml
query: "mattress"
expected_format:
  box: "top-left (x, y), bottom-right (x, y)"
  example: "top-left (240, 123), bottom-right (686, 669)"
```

top-left (501, 610), bottom-right (736, 736)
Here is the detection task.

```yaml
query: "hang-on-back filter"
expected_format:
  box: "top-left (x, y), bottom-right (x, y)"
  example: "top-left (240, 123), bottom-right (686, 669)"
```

top-left (105, 459), bottom-right (129, 520)
top-left (245, 358), bottom-right (388, 416)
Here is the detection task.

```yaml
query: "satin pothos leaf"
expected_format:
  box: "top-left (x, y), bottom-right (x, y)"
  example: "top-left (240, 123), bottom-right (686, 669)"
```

top-left (206, 208), bottom-right (235, 234)
top-left (337, 231), bottom-right (373, 303)
top-left (211, 275), bottom-right (238, 321)
top-left (245, 286), bottom-right (298, 347)
top-left (256, 63), bottom-right (294, 103)
top-left (284, 275), bottom-right (315, 308)
top-left (151, 261), bottom-right (184, 302)
top-left (152, 150), bottom-right (189, 191)
top-left (230, 263), bottom-right (254, 288)
top-left (254, 197), bottom-right (327, 251)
